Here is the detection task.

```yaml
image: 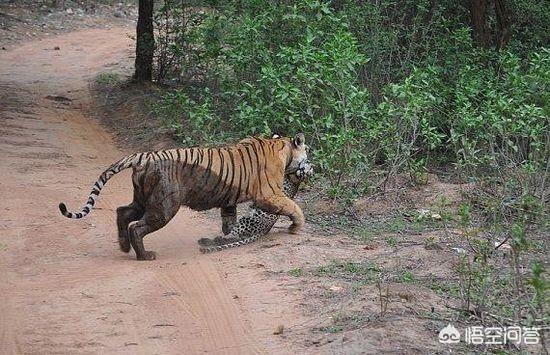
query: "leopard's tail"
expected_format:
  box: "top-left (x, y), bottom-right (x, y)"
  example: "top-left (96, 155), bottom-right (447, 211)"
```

top-left (199, 234), bottom-right (263, 253)
top-left (58, 153), bottom-right (144, 219)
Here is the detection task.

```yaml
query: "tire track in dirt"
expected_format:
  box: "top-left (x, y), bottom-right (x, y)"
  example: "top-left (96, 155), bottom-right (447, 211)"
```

top-left (0, 27), bottom-right (276, 354)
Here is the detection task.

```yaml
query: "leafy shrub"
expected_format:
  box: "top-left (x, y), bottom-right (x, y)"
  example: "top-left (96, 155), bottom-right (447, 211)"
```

top-left (378, 30), bottom-right (548, 205)
top-left (156, 0), bottom-right (377, 183)
top-left (152, 0), bottom-right (549, 199)
top-left (152, 89), bottom-right (228, 145)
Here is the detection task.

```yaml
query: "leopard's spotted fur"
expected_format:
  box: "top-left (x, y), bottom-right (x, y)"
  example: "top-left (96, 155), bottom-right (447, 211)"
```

top-left (198, 163), bottom-right (311, 253)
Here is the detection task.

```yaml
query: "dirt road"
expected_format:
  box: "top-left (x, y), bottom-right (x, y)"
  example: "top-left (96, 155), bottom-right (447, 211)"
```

top-left (0, 27), bottom-right (297, 354)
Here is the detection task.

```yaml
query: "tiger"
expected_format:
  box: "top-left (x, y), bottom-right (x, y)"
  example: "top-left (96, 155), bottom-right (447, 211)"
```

top-left (59, 134), bottom-right (308, 260)
top-left (198, 159), bottom-right (313, 253)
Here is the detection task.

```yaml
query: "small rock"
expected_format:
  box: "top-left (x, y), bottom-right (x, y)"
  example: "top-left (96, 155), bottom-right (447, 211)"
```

top-left (66, 8), bottom-right (73, 14)
top-left (54, 46), bottom-right (60, 50)
top-left (452, 247), bottom-right (466, 254)
top-left (329, 285), bottom-right (342, 292)
top-left (273, 325), bottom-right (284, 335)
top-left (113, 11), bottom-right (123, 18)
top-left (431, 213), bottom-right (442, 220)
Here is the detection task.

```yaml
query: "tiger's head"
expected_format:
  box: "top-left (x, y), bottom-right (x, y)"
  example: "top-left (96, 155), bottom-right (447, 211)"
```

top-left (271, 133), bottom-right (309, 175)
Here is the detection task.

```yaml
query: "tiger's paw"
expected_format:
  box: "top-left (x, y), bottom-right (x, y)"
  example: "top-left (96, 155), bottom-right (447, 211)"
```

top-left (288, 223), bottom-right (302, 234)
top-left (118, 237), bottom-right (131, 253)
top-left (137, 251), bottom-right (157, 261)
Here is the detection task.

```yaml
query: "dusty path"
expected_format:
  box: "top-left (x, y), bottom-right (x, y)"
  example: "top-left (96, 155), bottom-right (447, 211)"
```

top-left (0, 27), bottom-right (293, 354)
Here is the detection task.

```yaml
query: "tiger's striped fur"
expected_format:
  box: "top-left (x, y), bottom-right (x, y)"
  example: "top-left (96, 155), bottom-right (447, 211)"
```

top-left (198, 161), bottom-right (312, 253)
top-left (59, 134), bottom-right (308, 260)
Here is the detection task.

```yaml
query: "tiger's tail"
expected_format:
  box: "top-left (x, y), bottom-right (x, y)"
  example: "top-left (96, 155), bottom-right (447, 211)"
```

top-left (59, 153), bottom-right (142, 219)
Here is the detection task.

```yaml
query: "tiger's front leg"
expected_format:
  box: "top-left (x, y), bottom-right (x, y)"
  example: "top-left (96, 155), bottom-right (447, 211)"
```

top-left (255, 194), bottom-right (304, 234)
top-left (220, 206), bottom-right (237, 235)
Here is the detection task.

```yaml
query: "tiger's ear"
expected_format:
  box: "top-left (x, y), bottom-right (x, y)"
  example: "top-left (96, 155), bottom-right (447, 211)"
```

top-left (271, 134), bottom-right (281, 139)
top-left (293, 133), bottom-right (305, 147)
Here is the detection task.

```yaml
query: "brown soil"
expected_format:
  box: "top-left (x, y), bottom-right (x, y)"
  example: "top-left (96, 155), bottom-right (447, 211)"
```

top-left (0, 27), bottom-right (306, 354)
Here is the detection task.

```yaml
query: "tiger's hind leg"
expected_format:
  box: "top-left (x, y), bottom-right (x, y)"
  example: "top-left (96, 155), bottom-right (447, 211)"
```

top-left (128, 167), bottom-right (181, 261)
top-left (116, 202), bottom-right (144, 253)
top-left (128, 217), bottom-right (160, 261)
top-left (220, 206), bottom-right (237, 235)
top-left (128, 195), bottom-right (180, 260)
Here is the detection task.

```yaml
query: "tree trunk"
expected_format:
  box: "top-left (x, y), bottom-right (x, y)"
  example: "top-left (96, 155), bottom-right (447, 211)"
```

top-left (471, 0), bottom-right (490, 48)
top-left (134, 0), bottom-right (155, 82)
top-left (471, 0), bottom-right (512, 49)
top-left (494, 0), bottom-right (511, 50)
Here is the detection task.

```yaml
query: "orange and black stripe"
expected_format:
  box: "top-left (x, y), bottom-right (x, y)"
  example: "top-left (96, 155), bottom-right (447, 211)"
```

top-left (59, 136), bottom-right (293, 219)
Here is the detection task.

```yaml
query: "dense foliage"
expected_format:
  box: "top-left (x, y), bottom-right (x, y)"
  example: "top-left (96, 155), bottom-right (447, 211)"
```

top-left (152, 0), bottom-right (548, 203)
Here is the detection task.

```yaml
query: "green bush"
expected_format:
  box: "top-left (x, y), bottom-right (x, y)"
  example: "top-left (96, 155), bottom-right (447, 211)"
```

top-left (153, 89), bottom-right (229, 145)
top-left (156, 0), bottom-right (377, 183)
top-left (379, 42), bottom-right (548, 179)
top-left (152, 0), bottom-right (549, 196)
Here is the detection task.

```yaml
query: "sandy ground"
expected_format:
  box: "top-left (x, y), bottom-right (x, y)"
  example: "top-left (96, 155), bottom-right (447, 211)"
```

top-left (0, 27), bottom-right (305, 354)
